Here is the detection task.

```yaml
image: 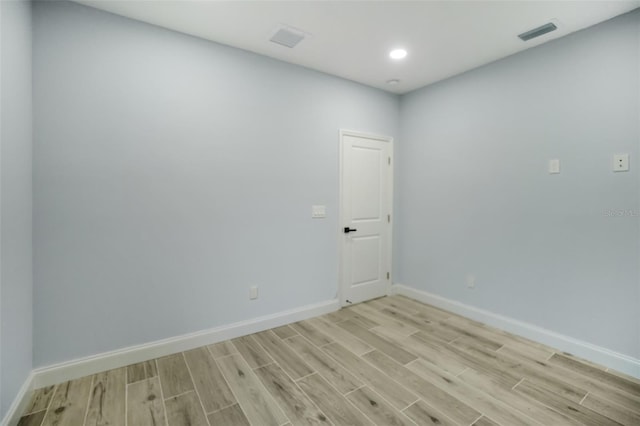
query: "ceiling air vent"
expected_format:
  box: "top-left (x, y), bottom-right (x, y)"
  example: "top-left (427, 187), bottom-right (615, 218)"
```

top-left (518, 22), bottom-right (557, 41)
top-left (270, 26), bottom-right (306, 48)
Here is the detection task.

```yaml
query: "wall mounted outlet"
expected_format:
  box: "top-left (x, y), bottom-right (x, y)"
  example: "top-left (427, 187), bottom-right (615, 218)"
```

top-left (548, 159), bottom-right (560, 174)
top-left (466, 274), bottom-right (476, 289)
top-left (613, 154), bottom-right (629, 172)
top-left (249, 286), bottom-right (258, 300)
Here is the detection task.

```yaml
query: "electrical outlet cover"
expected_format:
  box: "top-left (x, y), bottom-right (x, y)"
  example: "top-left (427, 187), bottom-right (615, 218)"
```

top-left (613, 154), bottom-right (629, 172)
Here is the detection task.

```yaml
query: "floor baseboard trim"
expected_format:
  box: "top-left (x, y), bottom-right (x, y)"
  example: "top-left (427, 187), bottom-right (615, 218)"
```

top-left (31, 298), bottom-right (340, 389)
top-left (1, 372), bottom-right (35, 426)
top-left (391, 284), bottom-right (640, 379)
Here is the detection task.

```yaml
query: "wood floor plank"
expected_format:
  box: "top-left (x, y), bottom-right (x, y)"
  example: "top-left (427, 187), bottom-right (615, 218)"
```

top-left (592, 373), bottom-right (640, 413)
top-left (499, 333), bottom-right (557, 356)
top-left (473, 416), bottom-right (501, 426)
top-left (445, 315), bottom-right (508, 340)
top-left (157, 353), bottom-right (195, 398)
top-left (446, 314), bottom-right (558, 361)
top-left (402, 400), bottom-right (458, 426)
top-left (255, 362), bottom-right (330, 425)
top-left (272, 325), bottom-right (299, 339)
top-left (371, 296), bottom-right (420, 315)
top-left (323, 343), bottom-right (419, 411)
top-left (549, 353), bottom-right (640, 397)
top-left (439, 316), bottom-right (554, 363)
top-left (497, 345), bottom-right (640, 412)
top-left (207, 340), bottom-right (238, 359)
top-left (127, 362), bottom-right (147, 384)
top-left (608, 368), bottom-right (640, 386)
top-left (578, 380), bottom-right (640, 415)
top-left (41, 376), bottom-right (93, 426)
top-left (498, 340), bottom-right (555, 364)
top-left (216, 353), bottom-right (288, 426)
top-left (286, 335), bottom-right (362, 394)
top-left (24, 386), bottom-right (55, 415)
top-left (559, 351), bottom-right (609, 371)
top-left (499, 345), bottom-right (640, 415)
top-left (127, 360), bottom-right (157, 385)
top-left (164, 391), bottom-right (209, 426)
top-left (290, 320), bottom-right (333, 347)
top-left (441, 323), bottom-right (503, 351)
top-left (514, 379), bottom-right (622, 426)
top-left (411, 331), bottom-right (522, 389)
top-left (84, 368), bottom-right (126, 426)
top-left (450, 337), bottom-right (587, 401)
top-left (184, 346), bottom-right (236, 413)
top-left (361, 350), bottom-right (480, 425)
top-left (390, 296), bottom-right (453, 321)
top-left (306, 317), bottom-right (372, 355)
top-left (345, 386), bottom-right (413, 426)
top-left (325, 308), bottom-right (379, 329)
top-left (253, 330), bottom-right (314, 380)
top-left (207, 404), bottom-right (250, 426)
top-left (458, 368), bottom-right (580, 426)
top-left (406, 358), bottom-right (538, 426)
top-left (337, 319), bottom-right (417, 365)
top-left (351, 303), bottom-right (418, 337)
top-left (232, 335), bottom-right (274, 369)
top-left (144, 360), bottom-right (158, 378)
top-left (126, 376), bottom-right (166, 426)
top-left (372, 305), bottom-right (459, 342)
top-left (581, 393), bottom-right (640, 426)
top-left (323, 309), bottom-right (350, 323)
top-left (17, 410), bottom-right (46, 426)
top-left (372, 327), bottom-right (467, 376)
top-left (297, 374), bottom-right (372, 426)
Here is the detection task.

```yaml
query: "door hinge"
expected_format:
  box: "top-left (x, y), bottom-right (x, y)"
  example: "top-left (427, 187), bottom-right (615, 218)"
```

top-left (386, 272), bottom-right (390, 280)
top-left (387, 214), bottom-right (391, 223)
top-left (388, 157), bottom-right (391, 165)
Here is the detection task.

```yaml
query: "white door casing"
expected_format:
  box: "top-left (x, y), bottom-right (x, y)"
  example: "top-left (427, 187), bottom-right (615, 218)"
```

top-left (339, 130), bottom-right (393, 306)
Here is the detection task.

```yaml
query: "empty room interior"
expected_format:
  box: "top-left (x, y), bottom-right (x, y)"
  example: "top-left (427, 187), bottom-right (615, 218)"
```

top-left (1, 0), bottom-right (640, 425)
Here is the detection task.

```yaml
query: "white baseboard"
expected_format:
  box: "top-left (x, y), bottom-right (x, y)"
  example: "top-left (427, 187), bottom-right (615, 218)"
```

top-left (31, 298), bottom-right (339, 389)
top-left (392, 284), bottom-right (640, 379)
top-left (1, 372), bottom-right (34, 426)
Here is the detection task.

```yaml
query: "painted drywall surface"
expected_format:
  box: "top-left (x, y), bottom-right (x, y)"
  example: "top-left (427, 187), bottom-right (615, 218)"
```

top-left (399, 10), bottom-right (640, 358)
top-left (32, 1), bottom-right (399, 366)
top-left (0, 0), bottom-right (33, 417)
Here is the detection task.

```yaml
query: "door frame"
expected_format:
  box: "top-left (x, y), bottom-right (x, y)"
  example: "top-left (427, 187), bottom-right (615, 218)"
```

top-left (338, 129), bottom-right (394, 307)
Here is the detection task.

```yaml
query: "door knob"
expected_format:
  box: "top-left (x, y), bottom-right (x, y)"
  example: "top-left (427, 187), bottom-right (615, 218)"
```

top-left (344, 227), bottom-right (357, 234)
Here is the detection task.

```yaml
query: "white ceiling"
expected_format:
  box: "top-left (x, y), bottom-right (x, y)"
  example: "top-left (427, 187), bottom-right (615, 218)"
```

top-left (74, 0), bottom-right (640, 94)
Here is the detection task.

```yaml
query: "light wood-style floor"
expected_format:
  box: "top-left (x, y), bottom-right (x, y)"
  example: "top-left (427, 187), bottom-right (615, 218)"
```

top-left (18, 295), bottom-right (640, 426)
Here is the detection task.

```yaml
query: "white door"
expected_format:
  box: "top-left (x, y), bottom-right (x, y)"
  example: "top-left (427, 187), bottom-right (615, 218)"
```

top-left (340, 131), bottom-right (393, 306)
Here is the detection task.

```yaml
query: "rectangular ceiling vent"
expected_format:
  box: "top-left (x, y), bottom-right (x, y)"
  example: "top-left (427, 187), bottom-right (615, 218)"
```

top-left (518, 22), bottom-right (558, 41)
top-left (270, 26), bottom-right (306, 48)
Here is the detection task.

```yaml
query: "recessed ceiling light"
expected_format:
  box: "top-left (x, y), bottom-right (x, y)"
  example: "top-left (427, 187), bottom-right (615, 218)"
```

top-left (387, 79), bottom-right (400, 85)
top-left (389, 49), bottom-right (407, 60)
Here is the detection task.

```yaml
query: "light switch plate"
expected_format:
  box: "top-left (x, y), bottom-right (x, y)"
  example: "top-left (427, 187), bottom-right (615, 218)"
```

top-left (312, 205), bottom-right (326, 218)
top-left (548, 159), bottom-right (560, 174)
top-left (613, 154), bottom-right (629, 172)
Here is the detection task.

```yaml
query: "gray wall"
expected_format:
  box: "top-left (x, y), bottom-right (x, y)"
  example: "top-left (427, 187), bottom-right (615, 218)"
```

top-left (398, 10), bottom-right (640, 359)
top-left (32, 1), bottom-right (399, 366)
top-left (0, 0), bottom-right (33, 417)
